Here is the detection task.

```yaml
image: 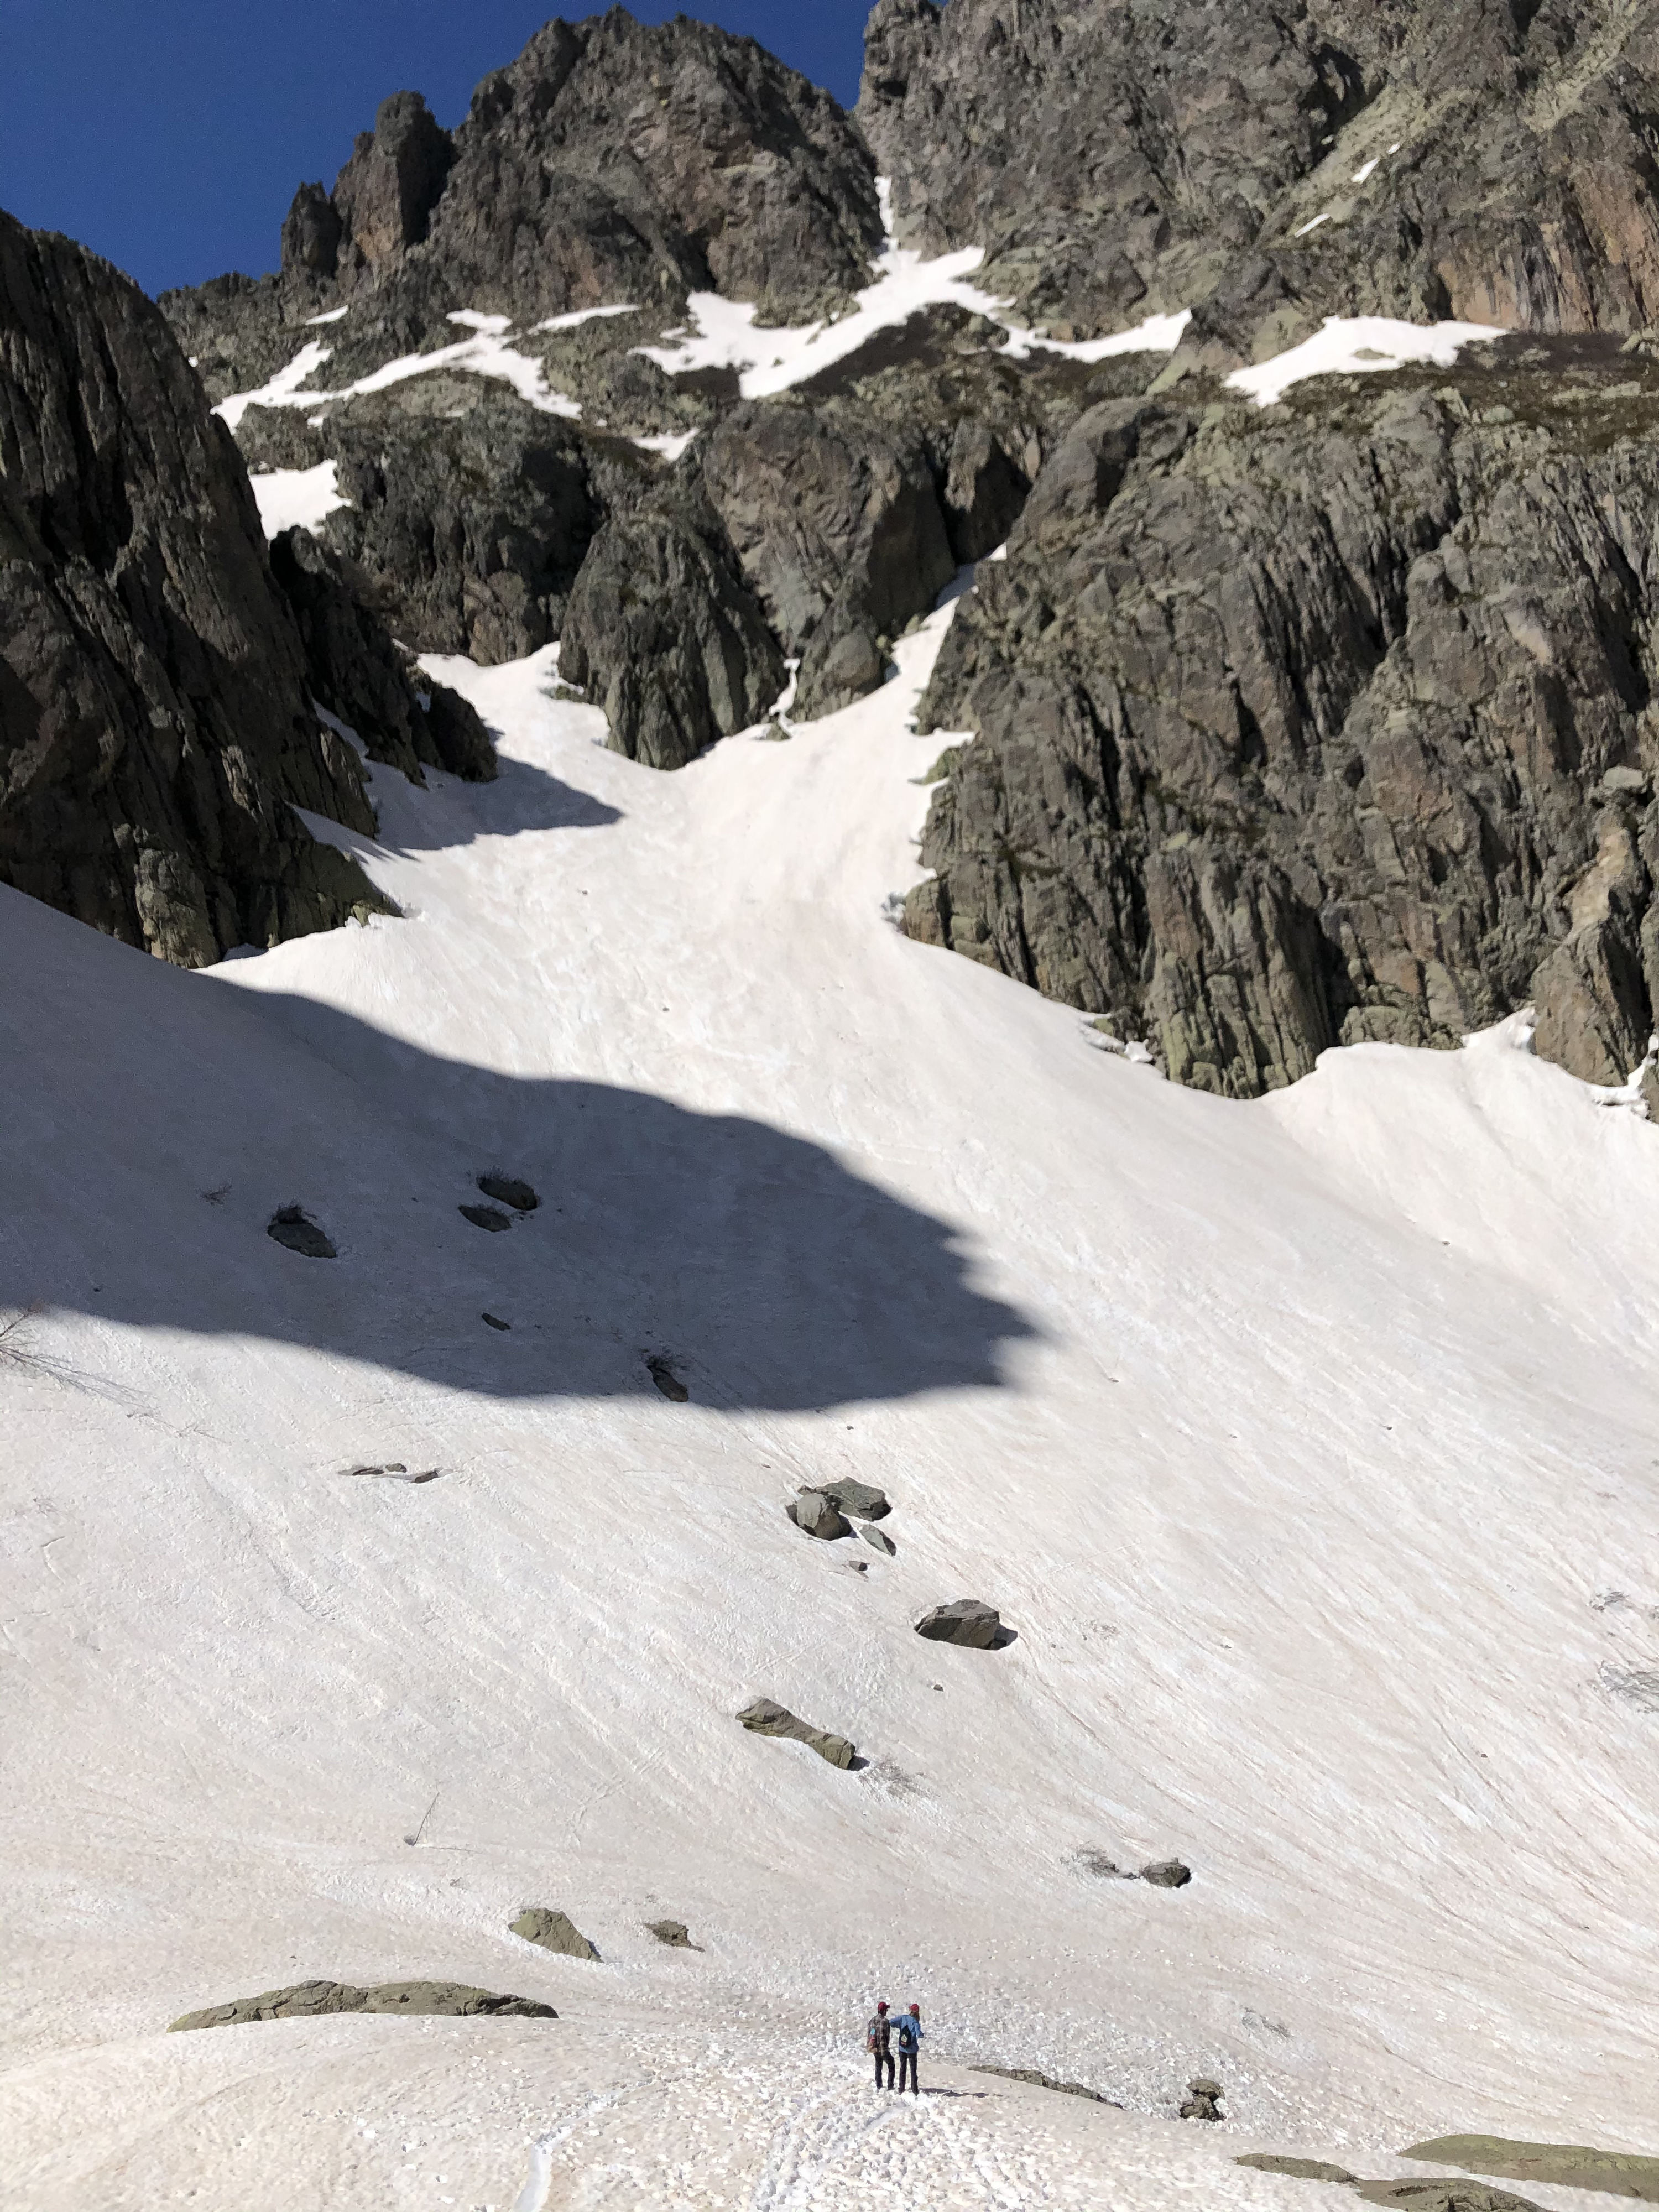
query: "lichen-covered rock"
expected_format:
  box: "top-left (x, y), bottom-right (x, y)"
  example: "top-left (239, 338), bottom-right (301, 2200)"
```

top-left (169, 1978), bottom-right (556, 2030)
top-left (1400, 2136), bottom-right (1659, 2203)
top-left (1353, 2184), bottom-right (1547, 2212)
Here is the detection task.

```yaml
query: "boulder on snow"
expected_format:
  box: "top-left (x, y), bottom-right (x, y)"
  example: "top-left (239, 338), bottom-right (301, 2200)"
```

top-left (1141, 1859), bottom-right (1192, 1888)
top-left (645, 1918), bottom-right (696, 1948)
top-left (816, 1478), bottom-right (891, 1520)
top-left (169, 1978), bottom-right (556, 2030)
top-left (860, 1523), bottom-right (896, 1557)
top-left (646, 1354), bottom-right (689, 1401)
top-left (1180, 2077), bottom-right (1225, 2121)
top-left (460, 1203), bottom-right (512, 1232)
top-left (268, 1206), bottom-right (337, 1259)
top-left (1237, 2156), bottom-right (1359, 2184)
top-left (787, 1489), bottom-right (852, 1540)
top-left (737, 1696), bottom-right (856, 1768)
top-left (510, 1908), bottom-right (598, 1960)
top-left (478, 1172), bottom-right (538, 1212)
top-left (914, 1598), bottom-right (1006, 1647)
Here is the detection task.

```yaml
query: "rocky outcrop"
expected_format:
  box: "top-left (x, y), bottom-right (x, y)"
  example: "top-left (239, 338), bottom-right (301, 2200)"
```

top-left (169, 1978), bottom-right (557, 2029)
top-left (736, 1695), bottom-right (856, 1768)
top-left (906, 346), bottom-right (1659, 1094)
top-left (268, 527), bottom-right (495, 782)
top-left (1355, 2184), bottom-right (1546, 2212)
top-left (560, 493), bottom-right (785, 768)
top-left (510, 1907), bottom-right (598, 1960)
top-left (1237, 2157), bottom-right (1360, 2184)
top-left (0, 212), bottom-right (388, 966)
top-left (1401, 2137), bottom-right (1659, 2203)
top-left (702, 401), bottom-right (957, 717)
top-left (971, 2067), bottom-right (1119, 2105)
top-left (645, 1918), bottom-right (695, 1948)
top-left (860, 0), bottom-right (1659, 353)
top-left (915, 1598), bottom-right (1006, 1647)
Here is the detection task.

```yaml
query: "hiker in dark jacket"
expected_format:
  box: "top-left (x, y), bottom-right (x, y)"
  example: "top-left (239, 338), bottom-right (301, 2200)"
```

top-left (895, 2002), bottom-right (923, 2093)
top-left (867, 2000), bottom-right (894, 2088)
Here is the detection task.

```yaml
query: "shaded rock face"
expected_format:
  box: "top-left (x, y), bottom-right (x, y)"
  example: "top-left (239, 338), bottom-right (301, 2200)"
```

top-left (859, 0), bottom-right (1659, 352)
top-left (0, 213), bottom-right (387, 966)
top-left (510, 1907), bottom-right (598, 1960)
top-left (1237, 2156), bottom-right (1359, 2184)
top-left (270, 13), bottom-right (880, 327)
top-left (169, 1978), bottom-right (557, 2030)
top-left (817, 1478), bottom-right (890, 1521)
top-left (1354, 2184), bottom-right (1547, 2212)
top-left (907, 356), bottom-right (1659, 1094)
top-left (702, 401), bottom-right (957, 717)
top-left (787, 1490), bottom-right (853, 1541)
top-left (560, 494), bottom-right (786, 769)
top-left (268, 528), bottom-right (495, 784)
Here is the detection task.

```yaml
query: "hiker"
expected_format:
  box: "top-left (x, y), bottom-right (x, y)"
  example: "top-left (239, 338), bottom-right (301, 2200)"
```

top-left (867, 1999), bottom-right (894, 2088)
top-left (895, 2001), bottom-right (923, 2093)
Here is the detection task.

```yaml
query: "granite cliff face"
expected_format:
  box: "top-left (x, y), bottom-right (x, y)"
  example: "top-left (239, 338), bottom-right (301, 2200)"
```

top-left (10, 3), bottom-right (1657, 1088)
top-left (0, 214), bottom-right (386, 964)
top-left (859, 0), bottom-right (1659, 354)
top-left (905, 348), bottom-right (1659, 1092)
top-left (0, 212), bottom-right (492, 965)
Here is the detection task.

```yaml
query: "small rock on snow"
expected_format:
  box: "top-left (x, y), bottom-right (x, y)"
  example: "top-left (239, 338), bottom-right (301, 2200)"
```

top-left (787, 1489), bottom-right (852, 1540)
top-left (914, 1598), bottom-right (1006, 1647)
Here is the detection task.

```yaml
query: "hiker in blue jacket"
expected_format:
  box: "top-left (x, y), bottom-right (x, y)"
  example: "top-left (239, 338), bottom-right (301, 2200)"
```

top-left (895, 2001), bottom-right (922, 2092)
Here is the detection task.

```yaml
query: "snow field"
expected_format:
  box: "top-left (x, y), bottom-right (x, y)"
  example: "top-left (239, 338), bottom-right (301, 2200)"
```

top-left (2, 588), bottom-right (1654, 2207)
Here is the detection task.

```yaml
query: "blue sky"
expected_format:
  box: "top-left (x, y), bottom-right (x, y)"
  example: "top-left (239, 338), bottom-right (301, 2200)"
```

top-left (0, 2), bottom-right (880, 296)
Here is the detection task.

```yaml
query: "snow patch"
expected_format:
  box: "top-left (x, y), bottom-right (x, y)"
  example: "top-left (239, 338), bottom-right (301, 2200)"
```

top-left (639, 174), bottom-right (1188, 399)
top-left (1351, 158), bottom-right (1380, 185)
top-left (1294, 212), bottom-right (1335, 237)
top-left (632, 430), bottom-right (699, 461)
top-left (214, 311), bottom-right (588, 429)
top-left (1227, 315), bottom-right (1505, 406)
top-left (249, 458), bottom-right (348, 540)
top-left (305, 306), bottom-right (349, 326)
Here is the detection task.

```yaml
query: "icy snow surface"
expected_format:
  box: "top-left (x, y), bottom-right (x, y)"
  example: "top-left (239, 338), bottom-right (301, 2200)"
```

top-left (249, 457), bottom-right (348, 539)
top-left (2, 586), bottom-right (1655, 2210)
top-left (1227, 316), bottom-right (1505, 406)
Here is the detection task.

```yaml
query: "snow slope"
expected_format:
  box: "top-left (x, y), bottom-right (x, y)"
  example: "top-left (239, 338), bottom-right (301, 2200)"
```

top-left (2, 592), bottom-right (1655, 2211)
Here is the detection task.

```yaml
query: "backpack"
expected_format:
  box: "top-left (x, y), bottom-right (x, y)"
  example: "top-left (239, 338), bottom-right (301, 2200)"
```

top-left (895, 2014), bottom-right (918, 2053)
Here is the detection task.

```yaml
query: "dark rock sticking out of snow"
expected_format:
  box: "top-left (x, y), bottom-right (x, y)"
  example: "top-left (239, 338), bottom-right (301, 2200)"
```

top-left (510, 1907), bottom-right (598, 1960)
top-left (816, 1478), bottom-right (890, 1520)
top-left (914, 1598), bottom-right (1006, 1647)
top-left (1141, 1859), bottom-right (1193, 1889)
top-left (478, 1173), bottom-right (538, 1211)
top-left (169, 1979), bottom-right (556, 2031)
top-left (1400, 2139), bottom-right (1659, 2204)
top-left (787, 1489), bottom-right (853, 1541)
top-left (645, 1919), bottom-right (695, 1948)
top-left (971, 2067), bottom-right (1121, 2106)
top-left (482, 1312), bottom-right (511, 1331)
top-left (1181, 2078), bottom-right (1225, 2121)
top-left (268, 1206), bottom-right (337, 1259)
top-left (646, 1355), bottom-right (688, 1402)
top-left (860, 1524), bottom-right (896, 1557)
top-left (1354, 2186), bottom-right (1547, 2212)
top-left (737, 1696), bottom-right (856, 1768)
top-left (1237, 2156), bottom-right (1359, 2184)
top-left (459, 1203), bottom-right (512, 1232)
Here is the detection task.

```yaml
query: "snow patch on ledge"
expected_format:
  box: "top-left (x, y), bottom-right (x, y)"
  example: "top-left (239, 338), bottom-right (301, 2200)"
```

top-left (640, 175), bottom-right (1188, 400)
top-left (249, 459), bottom-right (348, 539)
top-left (1227, 315), bottom-right (1505, 407)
